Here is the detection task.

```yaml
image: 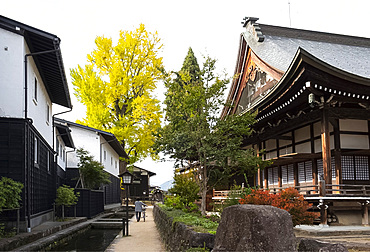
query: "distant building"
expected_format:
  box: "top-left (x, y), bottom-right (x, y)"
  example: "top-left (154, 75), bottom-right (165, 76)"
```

top-left (222, 17), bottom-right (370, 225)
top-left (0, 15), bottom-right (72, 231)
top-left (128, 166), bottom-right (156, 200)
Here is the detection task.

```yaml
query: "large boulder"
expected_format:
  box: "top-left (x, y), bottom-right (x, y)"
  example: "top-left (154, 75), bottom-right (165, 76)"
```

top-left (213, 204), bottom-right (296, 252)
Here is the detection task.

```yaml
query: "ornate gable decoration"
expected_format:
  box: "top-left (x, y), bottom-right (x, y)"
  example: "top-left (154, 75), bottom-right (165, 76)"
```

top-left (233, 49), bottom-right (282, 115)
top-left (242, 17), bottom-right (265, 42)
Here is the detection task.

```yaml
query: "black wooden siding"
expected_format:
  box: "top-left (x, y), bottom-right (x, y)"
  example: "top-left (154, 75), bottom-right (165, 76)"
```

top-left (0, 118), bottom-right (56, 221)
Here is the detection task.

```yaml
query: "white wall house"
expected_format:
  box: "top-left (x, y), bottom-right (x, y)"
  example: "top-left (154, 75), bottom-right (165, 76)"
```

top-left (0, 15), bottom-right (72, 231)
top-left (0, 16), bottom-right (71, 147)
top-left (54, 118), bottom-right (127, 177)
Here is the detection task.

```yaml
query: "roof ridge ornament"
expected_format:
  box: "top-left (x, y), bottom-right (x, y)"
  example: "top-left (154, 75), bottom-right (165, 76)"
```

top-left (241, 17), bottom-right (265, 42)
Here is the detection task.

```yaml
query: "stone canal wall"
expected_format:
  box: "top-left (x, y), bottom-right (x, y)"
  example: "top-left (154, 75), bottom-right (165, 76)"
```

top-left (153, 204), bottom-right (215, 251)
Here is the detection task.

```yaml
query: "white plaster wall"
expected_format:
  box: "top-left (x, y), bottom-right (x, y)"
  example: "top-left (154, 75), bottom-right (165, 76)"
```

top-left (296, 142), bottom-right (311, 153)
top-left (264, 139), bottom-right (276, 151)
top-left (340, 134), bottom-right (369, 149)
top-left (67, 126), bottom-right (100, 168)
top-left (0, 29), bottom-right (24, 117)
top-left (27, 46), bottom-right (53, 145)
top-left (0, 28), bottom-right (53, 146)
top-left (339, 119), bottom-right (368, 132)
top-left (67, 126), bottom-right (119, 177)
top-left (295, 125), bottom-right (310, 142)
top-left (100, 138), bottom-right (120, 176)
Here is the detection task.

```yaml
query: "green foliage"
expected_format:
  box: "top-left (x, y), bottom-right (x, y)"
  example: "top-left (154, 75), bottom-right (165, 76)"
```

top-left (164, 195), bottom-right (184, 210)
top-left (55, 185), bottom-right (79, 207)
top-left (0, 223), bottom-right (16, 238)
top-left (169, 172), bottom-right (199, 207)
top-left (158, 204), bottom-right (218, 234)
top-left (77, 148), bottom-right (111, 189)
top-left (186, 246), bottom-right (210, 252)
top-left (0, 177), bottom-right (23, 212)
top-left (71, 24), bottom-right (164, 164)
top-left (155, 48), bottom-right (268, 215)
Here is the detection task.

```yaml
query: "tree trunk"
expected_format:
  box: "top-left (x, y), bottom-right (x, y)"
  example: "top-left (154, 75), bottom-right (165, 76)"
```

top-left (200, 166), bottom-right (208, 216)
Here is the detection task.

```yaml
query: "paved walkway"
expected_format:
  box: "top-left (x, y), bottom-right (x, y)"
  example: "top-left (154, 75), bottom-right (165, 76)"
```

top-left (295, 225), bottom-right (370, 251)
top-left (106, 206), bottom-right (166, 252)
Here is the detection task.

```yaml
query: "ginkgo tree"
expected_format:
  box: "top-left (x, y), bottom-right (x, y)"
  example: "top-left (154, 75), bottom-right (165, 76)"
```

top-left (71, 24), bottom-right (164, 165)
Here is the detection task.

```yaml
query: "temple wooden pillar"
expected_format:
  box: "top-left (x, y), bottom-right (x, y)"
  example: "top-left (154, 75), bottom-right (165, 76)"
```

top-left (320, 107), bottom-right (331, 226)
top-left (321, 107), bottom-right (332, 186)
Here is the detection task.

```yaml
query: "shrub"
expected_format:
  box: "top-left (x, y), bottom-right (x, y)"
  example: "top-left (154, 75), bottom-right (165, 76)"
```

top-left (164, 195), bottom-right (184, 210)
top-left (55, 185), bottom-right (80, 220)
top-left (77, 148), bottom-right (111, 189)
top-left (239, 187), bottom-right (318, 226)
top-left (158, 204), bottom-right (218, 234)
top-left (0, 177), bottom-right (23, 212)
top-left (169, 172), bottom-right (199, 207)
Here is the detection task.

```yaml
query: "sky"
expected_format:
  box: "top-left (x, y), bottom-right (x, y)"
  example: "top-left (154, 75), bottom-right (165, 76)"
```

top-left (2, 0), bottom-right (370, 186)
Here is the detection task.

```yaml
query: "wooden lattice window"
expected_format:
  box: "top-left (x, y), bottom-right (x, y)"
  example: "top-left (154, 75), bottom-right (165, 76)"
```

top-left (298, 161), bottom-right (313, 183)
top-left (355, 156), bottom-right (369, 180)
top-left (317, 157), bottom-right (336, 180)
top-left (267, 167), bottom-right (279, 185)
top-left (281, 164), bottom-right (294, 184)
top-left (342, 156), bottom-right (369, 181)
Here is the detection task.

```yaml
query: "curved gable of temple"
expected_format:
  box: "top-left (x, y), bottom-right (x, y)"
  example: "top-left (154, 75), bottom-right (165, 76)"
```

top-left (222, 17), bottom-right (370, 119)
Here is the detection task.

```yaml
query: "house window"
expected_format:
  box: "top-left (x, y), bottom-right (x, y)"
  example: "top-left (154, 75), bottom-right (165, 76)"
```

top-left (56, 138), bottom-right (59, 155)
top-left (342, 156), bottom-right (369, 181)
top-left (46, 103), bottom-right (50, 124)
top-left (104, 150), bottom-right (107, 161)
top-left (34, 137), bottom-right (38, 164)
top-left (33, 76), bottom-right (38, 102)
top-left (298, 161), bottom-right (313, 183)
top-left (267, 167), bottom-right (279, 185)
top-left (317, 157), bottom-right (336, 180)
top-left (111, 157), bottom-right (113, 166)
top-left (282, 164), bottom-right (294, 184)
top-left (115, 160), bottom-right (118, 169)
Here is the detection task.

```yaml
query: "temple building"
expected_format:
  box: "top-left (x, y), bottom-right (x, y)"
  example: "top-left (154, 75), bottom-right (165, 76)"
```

top-left (222, 17), bottom-right (370, 225)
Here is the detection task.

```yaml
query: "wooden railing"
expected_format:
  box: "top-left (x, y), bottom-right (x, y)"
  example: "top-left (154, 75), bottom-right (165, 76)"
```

top-left (212, 183), bottom-right (370, 200)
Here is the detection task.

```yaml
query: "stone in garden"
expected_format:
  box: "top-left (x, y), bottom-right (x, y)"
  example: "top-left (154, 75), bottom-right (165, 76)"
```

top-left (298, 238), bottom-right (348, 252)
top-left (212, 204), bottom-right (296, 251)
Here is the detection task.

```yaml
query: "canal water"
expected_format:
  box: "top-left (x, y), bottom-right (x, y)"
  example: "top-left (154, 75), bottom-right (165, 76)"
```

top-left (50, 227), bottom-right (120, 251)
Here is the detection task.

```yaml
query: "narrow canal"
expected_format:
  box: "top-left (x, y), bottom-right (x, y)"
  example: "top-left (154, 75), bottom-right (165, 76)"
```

top-left (50, 227), bottom-right (120, 251)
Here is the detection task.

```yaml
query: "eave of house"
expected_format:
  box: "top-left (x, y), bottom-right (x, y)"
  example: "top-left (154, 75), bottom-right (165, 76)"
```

top-left (133, 166), bottom-right (156, 177)
top-left (0, 15), bottom-right (72, 108)
top-left (55, 122), bottom-right (75, 148)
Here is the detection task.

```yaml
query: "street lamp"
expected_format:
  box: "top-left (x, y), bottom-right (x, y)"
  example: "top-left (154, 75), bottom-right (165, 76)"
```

top-left (119, 171), bottom-right (133, 236)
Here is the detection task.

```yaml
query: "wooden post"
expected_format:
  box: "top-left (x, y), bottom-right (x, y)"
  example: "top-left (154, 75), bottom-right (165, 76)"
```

top-left (318, 199), bottom-right (328, 226)
top-left (264, 168), bottom-right (268, 190)
top-left (362, 202), bottom-right (369, 226)
top-left (319, 177), bottom-right (326, 196)
top-left (321, 107), bottom-right (332, 185)
top-left (278, 165), bottom-right (282, 190)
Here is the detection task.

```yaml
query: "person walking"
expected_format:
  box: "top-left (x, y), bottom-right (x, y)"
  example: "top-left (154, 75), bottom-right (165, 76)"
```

top-left (135, 200), bottom-right (147, 222)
